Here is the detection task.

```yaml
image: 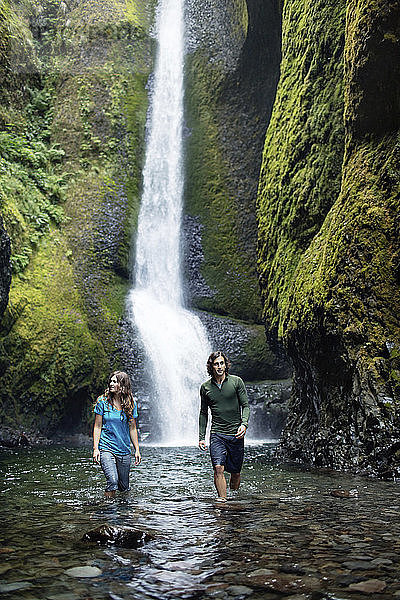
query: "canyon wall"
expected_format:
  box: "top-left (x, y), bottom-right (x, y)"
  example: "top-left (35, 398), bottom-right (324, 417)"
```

top-left (0, 0), bottom-right (155, 435)
top-left (257, 0), bottom-right (400, 476)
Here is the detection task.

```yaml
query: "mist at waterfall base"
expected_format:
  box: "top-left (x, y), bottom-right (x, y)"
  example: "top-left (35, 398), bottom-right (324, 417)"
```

top-left (127, 0), bottom-right (211, 446)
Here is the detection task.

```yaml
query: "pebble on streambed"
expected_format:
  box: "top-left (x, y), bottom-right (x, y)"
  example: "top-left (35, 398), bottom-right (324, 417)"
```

top-left (65, 566), bottom-right (102, 578)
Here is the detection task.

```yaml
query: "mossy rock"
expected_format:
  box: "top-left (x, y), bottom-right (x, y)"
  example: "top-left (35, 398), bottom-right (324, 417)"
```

top-left (257, 0), bottom-right (400, 474)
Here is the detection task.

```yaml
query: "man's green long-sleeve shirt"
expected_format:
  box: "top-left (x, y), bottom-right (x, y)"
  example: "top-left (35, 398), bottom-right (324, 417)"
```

top-left (199, 374), bottom-right (250, 440)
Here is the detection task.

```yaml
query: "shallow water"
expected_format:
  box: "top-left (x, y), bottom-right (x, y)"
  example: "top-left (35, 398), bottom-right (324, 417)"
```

top-left (1, 443), bottom-right (400, 599)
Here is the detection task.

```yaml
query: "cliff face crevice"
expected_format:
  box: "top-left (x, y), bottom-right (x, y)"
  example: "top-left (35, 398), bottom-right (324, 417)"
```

top-left (0, 219), bottom-right (11, 318)
top-left (234, 0), bottom-right (282, 112)
top-left (257, 0), bottom-right (400, 475)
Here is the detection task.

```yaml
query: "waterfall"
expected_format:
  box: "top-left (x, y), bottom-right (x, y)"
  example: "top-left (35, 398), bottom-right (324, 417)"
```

top-left (127, 0), bottom-right (211, 445)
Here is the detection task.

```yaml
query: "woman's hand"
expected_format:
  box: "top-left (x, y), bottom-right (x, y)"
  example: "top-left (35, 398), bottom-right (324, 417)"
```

top-left (134, 449), bottom-right (141, 466)
top-left (93, 449), bottom-right (100, 464)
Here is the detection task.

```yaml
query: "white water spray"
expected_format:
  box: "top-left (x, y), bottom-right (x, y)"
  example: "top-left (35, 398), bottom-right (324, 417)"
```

top-left (127, 0), bottom-right (211, 445)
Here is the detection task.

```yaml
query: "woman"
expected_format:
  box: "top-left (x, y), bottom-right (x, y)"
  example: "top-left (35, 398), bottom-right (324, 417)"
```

top-left (93, 371), bottom-right (141, 497)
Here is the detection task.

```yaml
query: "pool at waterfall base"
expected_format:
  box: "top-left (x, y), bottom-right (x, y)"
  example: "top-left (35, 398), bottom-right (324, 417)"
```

top-left (1, 443), bottom-right (400, 599)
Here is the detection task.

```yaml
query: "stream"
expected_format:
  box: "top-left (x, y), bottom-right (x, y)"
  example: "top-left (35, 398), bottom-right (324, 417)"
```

top-left (1, 443), bottom-right (400, 600)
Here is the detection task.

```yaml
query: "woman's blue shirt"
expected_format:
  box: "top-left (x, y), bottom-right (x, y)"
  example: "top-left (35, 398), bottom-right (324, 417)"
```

top-left (94, 396), bottom-right (138, 456)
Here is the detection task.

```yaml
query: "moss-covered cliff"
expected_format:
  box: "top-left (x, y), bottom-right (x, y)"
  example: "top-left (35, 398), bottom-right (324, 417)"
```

top-left (184, 0), bottom-right (289, 379)
top-left (185, 0), bottom-right (282, 323)
top-left (0, 0), bottom-right (155, 435)
top-left (257, 0), bottom-right (400, 475)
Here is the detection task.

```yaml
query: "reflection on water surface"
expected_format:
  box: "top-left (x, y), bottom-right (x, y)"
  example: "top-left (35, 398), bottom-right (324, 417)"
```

top-left (1, 444), bottom-right (400, 599)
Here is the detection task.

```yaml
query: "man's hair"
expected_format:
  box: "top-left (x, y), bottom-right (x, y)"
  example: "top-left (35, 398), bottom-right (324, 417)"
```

top-left (206, 351), bottom-right (231, 377)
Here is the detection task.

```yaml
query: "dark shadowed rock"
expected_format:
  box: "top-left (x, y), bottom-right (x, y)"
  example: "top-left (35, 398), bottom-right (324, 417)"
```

top-left (0, 217), bottom-right (11, 318)
top-left (81, 524), bottom-right (154, 548)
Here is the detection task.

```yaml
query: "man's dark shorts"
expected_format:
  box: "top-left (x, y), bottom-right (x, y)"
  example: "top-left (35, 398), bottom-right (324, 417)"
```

top-left (210, 432), bottom-right (244, 474)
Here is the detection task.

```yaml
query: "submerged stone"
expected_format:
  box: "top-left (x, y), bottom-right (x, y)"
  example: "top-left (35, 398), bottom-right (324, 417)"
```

top-left (46, 594), bottom-right (80, 600)
top-left (330, 489), bottom-right (358, 498)
top-left (226, 584), bottom-right (253, 596)
top-left (65, 566), bottom-right (102, 578)
top-left (0, 582), bottom-right (32, 592)
top-left (248, 568), bottom-right (275, 577)
top-left (348, 578), bottom-right (387, 593)
top-left (81, 524), bottom-right (154, 548)
top-left (245, 573), bottom-right (319, 594)
top-left (342, 560), bottom-right (372, 571)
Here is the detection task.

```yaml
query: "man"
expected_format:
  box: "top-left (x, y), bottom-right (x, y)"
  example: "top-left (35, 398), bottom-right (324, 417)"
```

top-left (199, 351), bottom-right (250, 502)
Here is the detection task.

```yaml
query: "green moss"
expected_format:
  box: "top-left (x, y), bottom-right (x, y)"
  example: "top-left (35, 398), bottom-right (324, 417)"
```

top-left (0, 0), bottom-right (154, 434)
top-left (185, 51), bottom-right (262, 322)
top-left (284, 137), bottom-right (400, 344)
top-left (1, 232), bottom-right (106, 431)
top-left (243, 325), bottom-right (276, 379)
top-left (257, 0), bottom-right (346, 333)
top-left (257, 0), bottom-right (400, 471)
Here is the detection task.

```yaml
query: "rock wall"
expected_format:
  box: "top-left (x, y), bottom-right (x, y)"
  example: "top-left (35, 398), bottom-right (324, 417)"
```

top-left (0, 0), bottom-right (155, 436)
top-left (184, 0), bottom-right (290, 379)
top-left (257, 0), bottom-right (400, 475)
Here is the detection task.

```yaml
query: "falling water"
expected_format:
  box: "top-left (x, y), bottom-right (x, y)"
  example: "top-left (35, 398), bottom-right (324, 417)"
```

top-left (127, 0), bottom-right (211, 444)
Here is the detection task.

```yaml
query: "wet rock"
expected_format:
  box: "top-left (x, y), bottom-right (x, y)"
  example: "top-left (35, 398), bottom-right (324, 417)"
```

top-left (336, 574), bottom-right (367, 586)
top-left (226, 585), bottom-right (253, 596)
top-left (246, 573), bottom-right (320, 594)
top-left (205, 582), bottom-right (229, 598)
top-left (0, 547), bottom-right (15, 554)
top-left (46, 594), bottom-right (80, 600)
top-left (248, 568), bottom-right (275, 577)
top-left (0, 582), bottom-right (32, 592)
top-left (0, 216), bottom-right (11, 318)
top-left (65, 566), bottom-right (102, 578)
top-left (370, 557), bottom-right (393, 567)
top-left (198, 312), bottom-right (290, 382)
top-left (348, 578), bottom-right (387, 593)
top-left (81, 524), bottom-right (154, 548)
top-left (330, 489), bottom-right (358, 498)
top-left (280, 563), bottom-right (306, 575)
top-left (0, 426), bottom-right (50, 448)
top-left (342, 560), bottom-right (373, 571)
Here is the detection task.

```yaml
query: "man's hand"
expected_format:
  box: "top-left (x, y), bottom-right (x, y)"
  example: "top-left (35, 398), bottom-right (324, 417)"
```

top-left (93, 449), bottom-right (100, 464)
top-left (199, 440), bottom-right (207, 451)
top-left (235, 424), bottom-right (247, 439)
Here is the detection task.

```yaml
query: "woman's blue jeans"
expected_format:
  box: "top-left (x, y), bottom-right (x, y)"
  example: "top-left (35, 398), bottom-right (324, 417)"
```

top-left (100, 450), bottom-right (131, 492)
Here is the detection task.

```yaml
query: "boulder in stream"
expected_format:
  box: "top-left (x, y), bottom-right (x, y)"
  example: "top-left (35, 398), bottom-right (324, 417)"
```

top-left (81, 524), bottom-right (154, 548)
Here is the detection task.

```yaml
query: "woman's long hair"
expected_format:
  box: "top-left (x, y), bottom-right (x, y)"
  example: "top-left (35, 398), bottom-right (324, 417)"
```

top-left (105, 371), bottom-right (136, 420)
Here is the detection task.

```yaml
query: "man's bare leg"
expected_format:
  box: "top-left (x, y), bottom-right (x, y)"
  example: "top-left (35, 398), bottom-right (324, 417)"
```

top-left (230, 473), bottom-right (240, 490)
top-left (213, 465), bottom-right (227, 499)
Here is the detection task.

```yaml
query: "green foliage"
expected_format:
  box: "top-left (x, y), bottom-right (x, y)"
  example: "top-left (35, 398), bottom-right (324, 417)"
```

top-left (0, 129), bottom-right (67, 274)
top-left (0, 0), bottom-right (35, 70)
top-left (0, 0), bottom-right (154, 434)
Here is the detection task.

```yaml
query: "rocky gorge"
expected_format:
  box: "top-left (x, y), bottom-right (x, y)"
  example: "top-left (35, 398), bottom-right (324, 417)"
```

top-left (0, 0), bottom-right (399, 476)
